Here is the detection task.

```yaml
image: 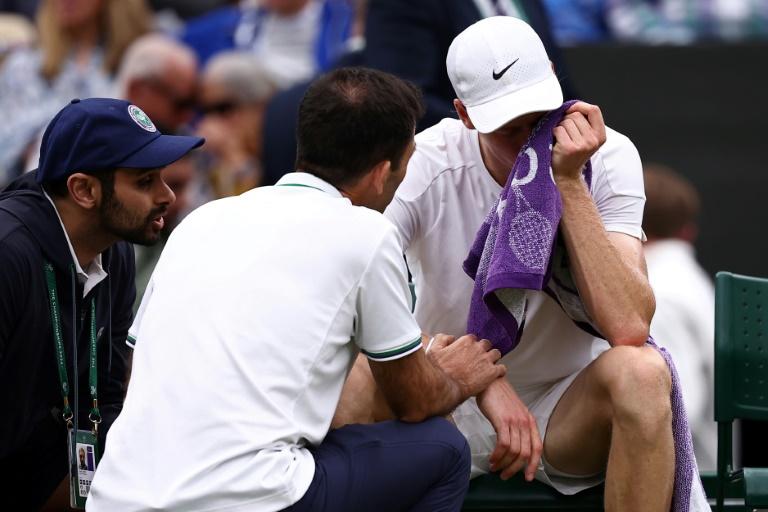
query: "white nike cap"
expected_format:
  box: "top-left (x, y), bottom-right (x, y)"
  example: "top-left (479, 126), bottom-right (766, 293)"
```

top-left (447, 16), bottom-right (563, 134)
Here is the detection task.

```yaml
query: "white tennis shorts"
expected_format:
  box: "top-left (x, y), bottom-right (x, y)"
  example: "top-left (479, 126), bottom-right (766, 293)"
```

top-left (451, 367), bottom-right (605, 495)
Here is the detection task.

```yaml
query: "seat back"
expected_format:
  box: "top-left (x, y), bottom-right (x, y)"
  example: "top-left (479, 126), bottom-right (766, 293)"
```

top-left (715, 272), bottom-right (768, 510)
top-left (715, 272), bottom-right (768, 423)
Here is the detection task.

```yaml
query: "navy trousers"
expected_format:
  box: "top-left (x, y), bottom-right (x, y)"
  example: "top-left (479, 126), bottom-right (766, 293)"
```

top-left (283, 417), bottom-right (471, 512)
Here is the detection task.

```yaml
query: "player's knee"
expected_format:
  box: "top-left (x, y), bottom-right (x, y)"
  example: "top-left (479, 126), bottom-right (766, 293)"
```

top-left (599, 346), bottom-right (672, 426)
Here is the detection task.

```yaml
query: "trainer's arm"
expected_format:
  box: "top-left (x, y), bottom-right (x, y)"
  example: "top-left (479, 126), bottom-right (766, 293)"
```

top-left (369, 334), bottom-right (504, 423)
top-left (552, 102), bottom-right (654, 346)
top-left (357, 224), bottom-right (503, 421)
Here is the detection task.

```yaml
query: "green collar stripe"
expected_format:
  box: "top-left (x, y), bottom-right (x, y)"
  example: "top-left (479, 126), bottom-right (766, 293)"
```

top-left (276, 183), bottom-right (324, 192)
top-left (363, 337), bottom-right (422, 360)
top-left (127, 334), bottom-right (137, 345)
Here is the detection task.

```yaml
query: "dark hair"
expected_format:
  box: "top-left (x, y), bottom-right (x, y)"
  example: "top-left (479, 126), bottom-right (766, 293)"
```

top-left (295, 67), bottom-right (425, 188)
top-left (44, 169), bottom-right (116, 200)
top-left (642, 164), bottom-right (701, 239)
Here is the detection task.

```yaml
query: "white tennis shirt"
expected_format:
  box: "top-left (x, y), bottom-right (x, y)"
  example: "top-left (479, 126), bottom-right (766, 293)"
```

top-left (385, 118), bottom-right (645, 395)
top-left (88, 172), bottom-right (422, 512)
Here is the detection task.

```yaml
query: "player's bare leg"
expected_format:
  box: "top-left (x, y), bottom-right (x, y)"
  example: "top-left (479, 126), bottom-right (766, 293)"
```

top-left (543, 345), bottom-right (674, 512)
top-left (332, 353), bottom-right (393, 428)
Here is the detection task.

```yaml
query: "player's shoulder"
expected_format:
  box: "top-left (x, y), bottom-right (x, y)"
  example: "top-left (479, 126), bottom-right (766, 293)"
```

top-left (400, 118), bottom-right (478, 201)
top-left (597, 126), bottom-right (639, 161)
top-left (602, 126), bottom-right (635, 150)
top-left (414, 117), bottom-right (471, 164)
top-left (592, 125), bottom-right (642, 173)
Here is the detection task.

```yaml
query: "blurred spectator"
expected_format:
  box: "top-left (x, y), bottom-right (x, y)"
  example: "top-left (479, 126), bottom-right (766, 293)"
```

top-left (196, 51), bottom-right (276, 198)
top-left (363, 0), bottom-right (575, 131)
top-left (643, 163), bottom-right (716, 471)
top-left (0, 13), bottom-right (35, 61)
top-left (539, 0), bottom-right (609, 44)
top-left (0, 0), bottom-right (39, 20)
top-left (115, 33), bottom-right (198, 134)
top-left (260, 48), bottom-right (362, 185)
top-left (149, 0), bottom-right (234, 20)
top-left (544, 0), bottom-right (768, 45)
top-left (0, 0), bottom-right (151, 186)
top-left (181, 0), bottom-right (356, 89)
top-left (259, 0), bottom-right (365, 183)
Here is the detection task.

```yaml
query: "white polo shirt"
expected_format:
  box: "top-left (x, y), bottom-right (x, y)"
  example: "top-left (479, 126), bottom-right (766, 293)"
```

top-left (88, 173), bottom-right (422, 512)
top-left (384, 118), bottom-right (645, 395)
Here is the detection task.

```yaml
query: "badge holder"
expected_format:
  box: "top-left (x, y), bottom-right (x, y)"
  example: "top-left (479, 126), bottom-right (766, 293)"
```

top-left (45, 263), bottom-right (101, 510)
top-left (68, 419), bottom-right (100, 509)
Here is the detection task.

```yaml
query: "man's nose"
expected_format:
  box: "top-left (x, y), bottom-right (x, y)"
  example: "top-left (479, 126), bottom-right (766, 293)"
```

top-left (156, 178), bottom-right (176, 206)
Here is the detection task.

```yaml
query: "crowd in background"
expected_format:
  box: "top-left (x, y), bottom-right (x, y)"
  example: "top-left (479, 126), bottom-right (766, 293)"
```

top-left (0, 0), bottom-right (766, 476)
top-left (1, 0), bottom-right (766, 198)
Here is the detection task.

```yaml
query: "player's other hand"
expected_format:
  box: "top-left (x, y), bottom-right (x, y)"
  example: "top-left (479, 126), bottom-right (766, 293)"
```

top-left (478, 378), bottom-right (543, 482)
top-left (551, 101), bottom-right (606, 182)
top-left (427, 334), bottom-right (505, 398)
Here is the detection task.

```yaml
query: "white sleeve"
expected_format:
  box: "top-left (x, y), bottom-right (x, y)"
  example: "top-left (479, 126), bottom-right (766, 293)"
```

top-left (384, 195), bottom-right (417, 251)
top-left (355, 225), bottom-right (422, 361)
top-left (384, 146), bottom-right (436, 251)
top-left (126, 278), bottom-right (153, 348)
top-left (590, 128), bottom-right (646, 239)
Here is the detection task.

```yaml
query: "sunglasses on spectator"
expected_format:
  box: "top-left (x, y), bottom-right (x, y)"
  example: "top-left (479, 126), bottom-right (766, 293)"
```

top-left (200, 101), bottom-right (240, 116)
top-left (147, 79), bottom-right (197, 112)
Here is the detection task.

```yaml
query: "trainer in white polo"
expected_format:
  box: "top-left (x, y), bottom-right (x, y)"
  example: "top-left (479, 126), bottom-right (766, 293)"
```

top-left (87, 68), bottom-right (505, 512)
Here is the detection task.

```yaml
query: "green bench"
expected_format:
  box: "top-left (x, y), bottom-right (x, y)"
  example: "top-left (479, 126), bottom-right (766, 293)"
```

top-left (462, 472), bottom-right (747, 511)
top-left (462, 473), bottom-right (603, 511)
top-left (714, 272), bottom-right (768, 512)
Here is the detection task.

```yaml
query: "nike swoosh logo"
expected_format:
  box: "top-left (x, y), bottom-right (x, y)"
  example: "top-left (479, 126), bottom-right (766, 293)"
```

top-left (492, 58), bottom-right (519, 80)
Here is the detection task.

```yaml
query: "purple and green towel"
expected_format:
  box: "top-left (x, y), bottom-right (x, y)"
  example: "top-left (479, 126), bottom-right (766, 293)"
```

top-left (463, 101), bottom-right (708, 511)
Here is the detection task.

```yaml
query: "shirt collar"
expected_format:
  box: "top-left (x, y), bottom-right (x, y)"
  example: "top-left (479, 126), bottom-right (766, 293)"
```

top-left (43, 190), bottom-right (108, 297)
top-left (275, 172), bottom-right (345, 198)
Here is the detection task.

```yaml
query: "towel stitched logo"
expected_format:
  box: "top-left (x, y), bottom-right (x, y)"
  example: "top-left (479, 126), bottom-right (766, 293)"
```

top-left (492, 58), bottom-right (519, 80)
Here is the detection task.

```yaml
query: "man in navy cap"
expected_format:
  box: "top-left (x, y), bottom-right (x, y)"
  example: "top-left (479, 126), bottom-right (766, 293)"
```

top-left (0, 98), bottom-right (203, 510)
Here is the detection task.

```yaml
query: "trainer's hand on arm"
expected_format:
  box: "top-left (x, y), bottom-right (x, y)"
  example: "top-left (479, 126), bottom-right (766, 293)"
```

top-left (426, 334), bottom-right (506, 398)
top-left (368, 334), bottom-right (505, 423)
top-left (551, 102), bottom-right (654, 345)
top-left (477, 378), bottom-right (542, 482)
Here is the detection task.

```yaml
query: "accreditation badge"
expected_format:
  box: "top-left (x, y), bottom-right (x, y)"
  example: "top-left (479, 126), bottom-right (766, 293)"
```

top-left (67, 429), bottom-right (100, 509)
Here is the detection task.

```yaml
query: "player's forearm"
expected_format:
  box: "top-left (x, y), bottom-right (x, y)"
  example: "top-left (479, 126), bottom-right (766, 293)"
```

top-left (556, 177), bottom-right (654, 345)
top-left (390, 358), bottom-right (465, 423)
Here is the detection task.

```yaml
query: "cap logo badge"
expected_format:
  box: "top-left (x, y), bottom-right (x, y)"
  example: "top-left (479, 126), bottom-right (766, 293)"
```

top-left (128, 105), bottom-right (157, 132)
top-left (492, 58), bottom-right (519, 80)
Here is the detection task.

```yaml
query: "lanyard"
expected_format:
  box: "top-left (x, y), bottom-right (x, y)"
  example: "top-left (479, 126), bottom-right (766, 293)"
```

top-left (44, 262), bottom-right (101, 432)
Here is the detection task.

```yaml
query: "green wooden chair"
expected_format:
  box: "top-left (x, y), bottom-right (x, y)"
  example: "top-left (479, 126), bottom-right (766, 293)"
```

top-left (715, 272), bottom-right (768, 512)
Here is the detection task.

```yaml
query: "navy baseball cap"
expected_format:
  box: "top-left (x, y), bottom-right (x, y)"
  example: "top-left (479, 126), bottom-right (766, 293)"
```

top-left (36, 98), bottom-right (204, 184)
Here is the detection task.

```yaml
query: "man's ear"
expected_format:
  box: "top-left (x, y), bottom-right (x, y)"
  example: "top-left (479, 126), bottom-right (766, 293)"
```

top-left (66, 173), bottom-right (100, 210)
top-left (454, 99), bottom-right (476, 130)
top-left (369, 160), bottom-right (392, 195)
